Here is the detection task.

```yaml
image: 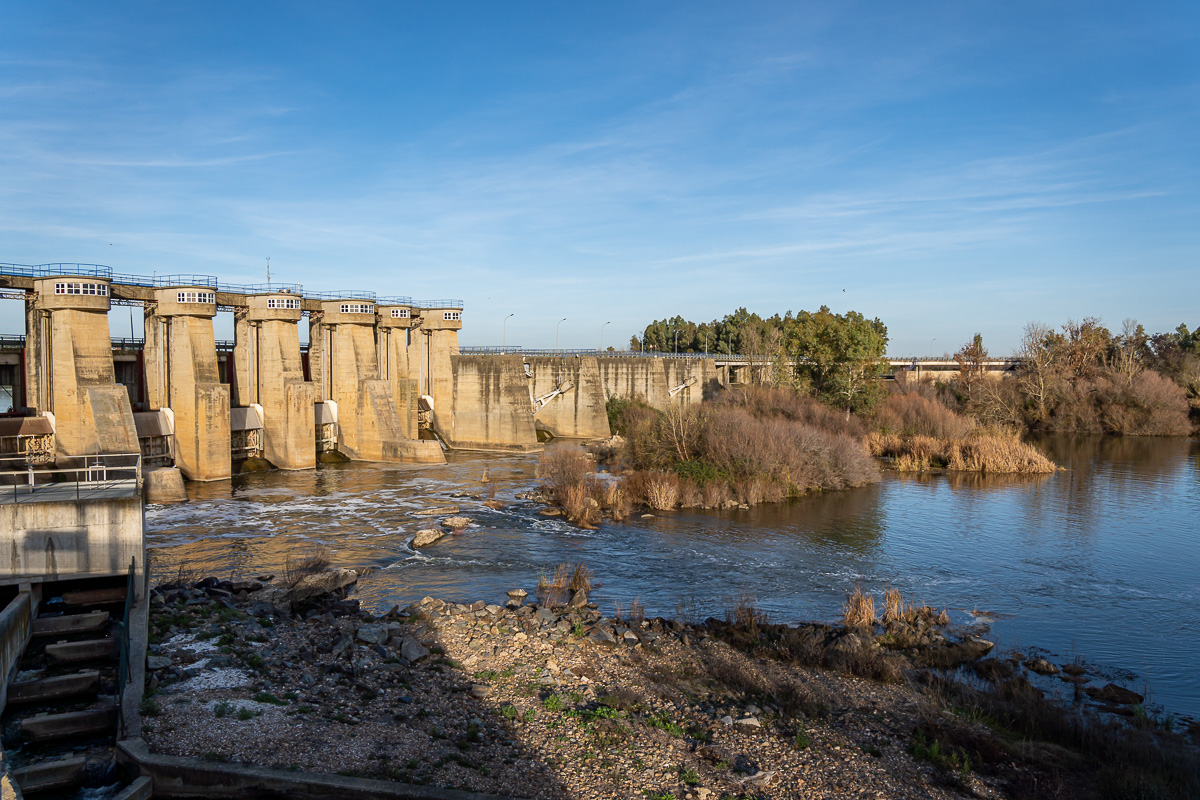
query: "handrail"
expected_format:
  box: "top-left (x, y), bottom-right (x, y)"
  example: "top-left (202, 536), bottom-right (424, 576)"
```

top-left (116, 557), bottom-right (135, 737)
top-left (412, 299), bottom-right (463, 309)
top-left (0, 263), bottom-right (113, 279)
top-left (217, 282), bottom-right (303, 295)
top-left (0, 453), bottom-right (143, 503)
top-left (110, 273), bottom-right (220, 288)
top-left (376, 296), bottom-right (414, 306)
top-left (305, 290), bottom-right (377, 301)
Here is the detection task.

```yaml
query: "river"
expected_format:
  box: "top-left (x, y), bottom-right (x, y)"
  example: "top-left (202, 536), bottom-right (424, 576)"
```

top-left (146, 435), bottom-right (1200, 720)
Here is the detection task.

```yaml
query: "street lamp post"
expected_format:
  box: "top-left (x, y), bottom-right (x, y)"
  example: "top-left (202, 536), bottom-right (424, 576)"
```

top-left (674, 329), bottom-right (679, 353)
top-left (930, 338), bottom-right (936, 358)
top-left (600, 321), bottom-right (611, 352)
top-left (503, 313), bottom-right (514, 349)
top-left (556, 318), bottom-right (567, 351)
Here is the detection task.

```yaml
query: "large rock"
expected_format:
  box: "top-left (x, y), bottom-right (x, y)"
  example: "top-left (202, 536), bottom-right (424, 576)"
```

top-left (1088, 683), bottom-right (1144, 705)
top-left (356, 624), bottom-right (388, 645)
top-left (569, 590), bottom-right (588, 609)
top-left (400, 637), bottom-right (430, 663)
top-left (441, 516), bottom-right (472, 530)
top-left (412, 506), bottom-right (459, 518)
top-left (412, 529), bottom-right (445, 548)
top-left (254, 568), bottom-right (358, 610)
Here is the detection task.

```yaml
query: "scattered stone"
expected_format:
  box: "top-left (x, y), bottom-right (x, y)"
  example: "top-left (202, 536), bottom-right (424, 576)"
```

top-left (146, 656), bottom-right (172, 670)
top-left (469, 684), bottom-right (493, 699)
top-left (735, 716), bottom-right (761, 727)
top-left (412, 528), bottom-right (446, 548)
top-left (411, 506), bottom-right (459, 517)
top-left (569, 589), bottom-right (588, 609)
top-left (441, 516), bottom-right (472, 529)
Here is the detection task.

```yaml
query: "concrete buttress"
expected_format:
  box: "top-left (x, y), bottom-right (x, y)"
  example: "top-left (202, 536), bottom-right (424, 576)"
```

top-left (25, 278), bottom-right (139, 460)
top-left (143, 288), bottom-right (231, 481)
top-left (232, 294), bottom-right (316, 471)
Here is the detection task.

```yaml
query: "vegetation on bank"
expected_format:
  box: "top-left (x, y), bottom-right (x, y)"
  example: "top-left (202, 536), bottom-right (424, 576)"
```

top-left (636, 305), bottom-right (1199, 435)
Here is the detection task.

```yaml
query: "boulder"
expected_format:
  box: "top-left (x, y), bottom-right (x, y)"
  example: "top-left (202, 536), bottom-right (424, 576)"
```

top-left (441, 516), bottom-right (472, 530)
top-left (254, 568), bottom-right (358, 610)
top-left (400, 637), bottom-right (431, 663)
top-left (569, 589), bottom-right (588, 609)
top-left (1025, 658), bottom-right (1060, 676)
top-left (412, 529), bottom-right (445, 548)
top-left (146, 656), bottom-right (172, 670)
top-left (356, 624), bottom-right (388, 645)
top-left (1088, 683), bottom-right (1144, 706)
top-left (587, 627), bottom-right (617, 646)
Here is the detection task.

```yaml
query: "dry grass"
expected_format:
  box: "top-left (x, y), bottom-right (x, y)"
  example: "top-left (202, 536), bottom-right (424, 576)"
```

top-left (724, 592), bottom-right (771, 639)
top-left (866, 430), bottom-right (1057, 474)
top-left (643, 472), bottom-right (680, 510)
top-left (842, 586), bottom-right (877, 629)
top-left (602, 481), bottom-right (632, 521)
top-left (283, 545), bottom-right (332, 587)
top-left (882, 587), bottom-right (903, 625)
top-left (537, 562), bottom-right (590, 606)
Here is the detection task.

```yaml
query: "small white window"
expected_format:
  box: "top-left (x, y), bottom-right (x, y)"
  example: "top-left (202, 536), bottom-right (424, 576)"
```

top-left (267, 298), bottom-right (301, 309)
top-left (443, 311), bottom-right (462, 321)
top-left (177, 291), bottom-right (215, 304)
top-left (340, 303), bottom-right (373, 314)
top-left (54, 282), bottom-right (108, 296)
top-left (391, 308), bottom-right (410, 318)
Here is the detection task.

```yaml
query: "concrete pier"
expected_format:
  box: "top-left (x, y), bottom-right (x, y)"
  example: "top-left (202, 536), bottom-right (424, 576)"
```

top-left (143, 288), bottom-right (230, 481)
top-left (232, 294), bottom-right (315, 471)
top-left (24, 277), bottom-right (139, 459)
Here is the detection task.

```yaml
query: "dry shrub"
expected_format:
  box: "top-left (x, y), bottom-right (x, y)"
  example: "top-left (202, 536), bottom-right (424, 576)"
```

top-left (842, 586), bottom-right (876, 629)
top-left (713, 385), bottom-right (867, 438)
top-left (537, 446), bottom-right (593, 496)
top-left (725, 592), bottom-right (770, 639)
top-left (875, 392), bottom-right (973, 438)
top-left (568, 564), bottom-right (592, 594)
top-left (602, 480), bottom-right (632, 521)
top-left (677, 478), bottom-right (704, 508)
top-left (643, 471), bottom-right (680, 510)
top-left (284, 545), bottom-right (331, 587)
top-left (700, 480), bottom-right (731, 508)
top-left (537, 563), bottom-right (570, 607)
top-left (561, 478), bottom-right (602, 526)
top-left (882, 587), bottom-right (904, 625)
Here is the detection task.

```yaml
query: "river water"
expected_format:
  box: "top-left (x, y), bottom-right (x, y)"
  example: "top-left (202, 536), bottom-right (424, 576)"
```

top-left (146, 435), bottom-right (1200, 719)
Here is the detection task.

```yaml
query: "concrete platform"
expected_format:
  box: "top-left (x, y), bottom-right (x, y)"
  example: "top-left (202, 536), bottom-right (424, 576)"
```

top-left (10, 755), bottom-right (86, 794)
top-left (45, 638), bottom-right (117, 664)
top-left (8, 670), bottom-right (100, 704)
top-left (32, 610), bottom-right (110, 637)
top-left (20, 705), bottom-right (117, 743)
top-left (113, 776), bottom-right (153, 800)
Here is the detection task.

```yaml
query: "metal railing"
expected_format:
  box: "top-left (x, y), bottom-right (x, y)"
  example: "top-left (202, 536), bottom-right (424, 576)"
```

top-left (218, 282), bottom-right (304, 295)
top-left (412, 299), bottom-right (464, 309)
top-left (0, 263), bottom-right (113, 279)
top-left (376, 296), bottom-right (414, 306)
top-left (110, 273), bottom-right (220, 288)
top-left (115, 557), bottom-right (135, 737)
top-left (305, 290), bottom-right (378, 301)
top-left (0, 452), bottom-right (142, 503)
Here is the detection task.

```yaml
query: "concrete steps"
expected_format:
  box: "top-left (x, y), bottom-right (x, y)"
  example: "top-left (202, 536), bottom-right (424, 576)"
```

top-left (60, 586), bottom-right (127, 607)
top-left (7, 670), bottom-right (100, 705)
top-left (9, 755), bottom-right (87, 794)
top-left (44, 637), bottom-right (118, 665)
top-left (32, 610), bottom-right (110, 637)
top-left (19, 705), bottom-right (118, 744)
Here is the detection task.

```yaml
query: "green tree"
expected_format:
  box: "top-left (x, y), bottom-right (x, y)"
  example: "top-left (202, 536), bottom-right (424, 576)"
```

top-left (785, 306), bottom-right (889, 413)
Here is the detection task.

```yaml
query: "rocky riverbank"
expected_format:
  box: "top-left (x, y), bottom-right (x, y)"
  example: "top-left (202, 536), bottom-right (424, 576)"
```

top-left (141, 571), bottom-right (1200, 800)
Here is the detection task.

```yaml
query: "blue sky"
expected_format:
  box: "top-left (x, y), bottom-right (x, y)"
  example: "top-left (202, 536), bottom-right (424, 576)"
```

top-left (1, 2), bottom-right (1196, 353)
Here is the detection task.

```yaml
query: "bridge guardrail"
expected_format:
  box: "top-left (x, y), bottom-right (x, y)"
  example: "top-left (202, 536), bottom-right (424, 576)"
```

top-left (376, 296), bottom-right (414, 306)
top-left (0, 453), bottom-right (142, 503)
top-left (305, 290), bottom-right (379, 301)
top-left (412, 299), bottom-right (464, 309)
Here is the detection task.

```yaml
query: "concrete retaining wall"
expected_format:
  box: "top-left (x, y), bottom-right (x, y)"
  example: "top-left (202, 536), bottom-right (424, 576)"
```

top-left (0, 497), bottom-right (144, 586)
top-left (526, 357), bottom-right (610, 440)
top-left (441, 356), bottom-right (538, 451)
